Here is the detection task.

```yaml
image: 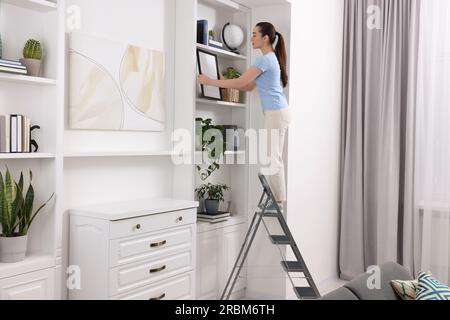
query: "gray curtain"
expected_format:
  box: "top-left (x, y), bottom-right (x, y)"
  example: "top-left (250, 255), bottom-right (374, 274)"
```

top-left (339, 0), bottom-right (420, 280)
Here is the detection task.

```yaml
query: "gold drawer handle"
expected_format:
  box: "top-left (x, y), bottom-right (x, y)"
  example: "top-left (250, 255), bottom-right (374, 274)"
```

top-left (149, 293), bottom-right (166, 301)
top-left (150, 240), bottom-right (167, 248)
top-left (149, 265), bottom-right (166, 274)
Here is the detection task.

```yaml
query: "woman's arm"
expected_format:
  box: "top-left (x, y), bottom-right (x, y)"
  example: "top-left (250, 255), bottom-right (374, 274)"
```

top-left (199, 67), bottom-right (261, 91)
top-left (241, 81), bottom-right (257, 92)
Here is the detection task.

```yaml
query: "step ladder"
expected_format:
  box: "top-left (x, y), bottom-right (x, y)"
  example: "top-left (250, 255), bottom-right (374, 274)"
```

top-left (221, 174), bottom-right (321, 300)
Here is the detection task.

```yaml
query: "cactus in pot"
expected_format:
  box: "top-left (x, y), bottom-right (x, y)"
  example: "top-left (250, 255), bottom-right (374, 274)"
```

top-left (19, 39), bottom-right (43, 77)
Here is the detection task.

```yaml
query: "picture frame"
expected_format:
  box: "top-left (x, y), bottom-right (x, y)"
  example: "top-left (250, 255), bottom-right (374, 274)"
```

top-left (197, 49), bottom-right (223, 100)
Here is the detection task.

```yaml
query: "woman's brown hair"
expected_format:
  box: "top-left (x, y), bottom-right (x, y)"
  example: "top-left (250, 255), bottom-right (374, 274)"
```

top-left (256, 22), bottom-right (288, 88)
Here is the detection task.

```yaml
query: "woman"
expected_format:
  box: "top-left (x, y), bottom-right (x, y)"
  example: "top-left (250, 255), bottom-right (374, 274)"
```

top-left (198, 22), bottom-right (291, 205)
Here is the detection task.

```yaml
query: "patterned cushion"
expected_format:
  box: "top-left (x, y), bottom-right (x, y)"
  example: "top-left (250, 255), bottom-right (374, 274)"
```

top-left (415, 272), bottom-right (450, 300)
top-left (391, 279), bottom-right (418, 300)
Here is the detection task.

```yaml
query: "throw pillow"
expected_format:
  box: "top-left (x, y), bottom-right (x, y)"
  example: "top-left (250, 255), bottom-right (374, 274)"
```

top-left (391, 279), bottom-right (418, 300)
top-left (415, 272), bottom-right (450, 300)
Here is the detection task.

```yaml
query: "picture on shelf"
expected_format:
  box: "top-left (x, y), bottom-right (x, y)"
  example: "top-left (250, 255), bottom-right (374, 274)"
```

top-left (69, 32), bottom-right (166, 132)
top-left (197, 49), bottom-right (222, 100)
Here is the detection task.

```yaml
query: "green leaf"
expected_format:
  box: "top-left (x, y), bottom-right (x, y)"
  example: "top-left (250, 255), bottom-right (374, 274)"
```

top-left (25, 192), bottom-right (54, 234)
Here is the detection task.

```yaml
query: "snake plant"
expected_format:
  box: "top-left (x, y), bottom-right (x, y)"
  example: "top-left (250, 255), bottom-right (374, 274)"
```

top-left (0, 168), bottom-right (54, 237)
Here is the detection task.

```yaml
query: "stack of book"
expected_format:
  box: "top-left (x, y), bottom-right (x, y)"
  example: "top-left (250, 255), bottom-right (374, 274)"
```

top-left (0, 115), bottom-right (32, 153)
top-left (197, 212), bottom-right (231, 224)
top-left (208, 39), bottom-right (224, 50)
top-left (0, 59), bottom-right (27, 75)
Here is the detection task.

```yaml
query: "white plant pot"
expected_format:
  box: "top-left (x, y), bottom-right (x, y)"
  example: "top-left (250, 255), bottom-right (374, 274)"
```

top-left (19, 58), bottom-right (42, 77)
top-left (0, 235), bottom-right (28, 263)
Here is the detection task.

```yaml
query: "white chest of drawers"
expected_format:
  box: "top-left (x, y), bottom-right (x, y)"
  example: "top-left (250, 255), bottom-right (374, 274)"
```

top-left (69, 198), bottom-right (198, 300)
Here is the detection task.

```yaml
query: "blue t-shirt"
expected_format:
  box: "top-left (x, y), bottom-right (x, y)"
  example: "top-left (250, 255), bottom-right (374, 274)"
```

top-left (253, 52), bottom-right (289, 111)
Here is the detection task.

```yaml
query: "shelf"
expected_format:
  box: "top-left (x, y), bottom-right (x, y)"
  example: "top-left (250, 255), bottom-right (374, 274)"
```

top-left (197, 44), bottom-right (247, 61)
top-left (0, 73), bottom-right (56, 86)
top-left (196, 150), bottom-right (245, 156)
top-left (0, 153), bottom-right (55, 159)
top-left (200, 0), bottom-right (250, 13)
top-left (197, 98), bottom-right (246, 109)
top-left (197, 215), bottom-right (247, 233)
top-left (64, 151), bottom-right (175, 158)
top-left (1, 0), bottom-right (57, 12)
top-left (0, 254), bottom-right (54, 280)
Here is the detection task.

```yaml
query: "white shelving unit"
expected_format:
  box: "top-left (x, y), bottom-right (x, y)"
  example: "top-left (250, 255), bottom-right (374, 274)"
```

top-left (0, 153), bottom-right (55, 159)
top-left (0, 73), bottom-right (57, 85)
top-left (196, 43), bottom-right (247, 60)
top-left (1, 0), bottom-right (57, 12)
top-left (64, 151), bottom-right (175, 158)
top-left (0, 0), bottom-right (63, 299)
top-left (185, 0), bottom-right (252, 300)
top-left (197, 98), bottom-right (246, 109)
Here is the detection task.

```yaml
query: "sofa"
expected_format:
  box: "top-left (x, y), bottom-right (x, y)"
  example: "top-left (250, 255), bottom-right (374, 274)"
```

top-left (321, 262), bottom-right (413, 300)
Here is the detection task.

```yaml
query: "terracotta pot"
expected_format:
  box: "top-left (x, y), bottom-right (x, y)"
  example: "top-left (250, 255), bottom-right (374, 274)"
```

top-left (19, 58), bottom-right (42, 77)
top-left (0, 235), bottom-right (28, 263)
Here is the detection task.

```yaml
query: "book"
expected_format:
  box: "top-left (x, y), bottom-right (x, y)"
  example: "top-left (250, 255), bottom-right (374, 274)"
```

top-left (197, 20), bottom-right (208, 45)
top-left (198, 212), bottom-right (231, 220)
top-left (0, 62), bottom-right (26, 69)
top-left (0, 65), bottom-right (27, 75)
top-left (0, 115), bottom-right (11, 153)
top-left (198, 217), bottom-right (230, 224)
top-left (24, 116), bottom-right (31, 153)
top-left (209, 40), bottom-right (223, 49)
top-left (0, 58), bottom-right (21, 66)
top-left (17, 115), bottom-right (23, 152)
top-left (10, 115), bottom-right (18, 153)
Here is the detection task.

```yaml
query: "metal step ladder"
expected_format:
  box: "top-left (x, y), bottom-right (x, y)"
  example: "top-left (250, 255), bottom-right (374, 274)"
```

top-left (221, 174), bottom-right (321, 300)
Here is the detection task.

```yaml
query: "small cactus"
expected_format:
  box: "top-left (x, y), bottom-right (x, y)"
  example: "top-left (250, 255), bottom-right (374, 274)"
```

top-left (23, 39), bottom-right (42, 60)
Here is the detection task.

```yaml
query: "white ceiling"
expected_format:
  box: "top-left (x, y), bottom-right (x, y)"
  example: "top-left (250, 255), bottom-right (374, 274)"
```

top-left (234, 0), bottom-right (290, 9)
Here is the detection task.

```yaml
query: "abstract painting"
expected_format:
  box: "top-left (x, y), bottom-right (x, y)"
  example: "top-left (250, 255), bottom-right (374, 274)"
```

top-left (69, 32), bottom-right (166, 131)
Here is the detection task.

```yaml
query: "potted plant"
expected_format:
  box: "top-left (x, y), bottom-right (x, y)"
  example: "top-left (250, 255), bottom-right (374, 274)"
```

top-left (20, 39), bottom-right (43, 77)
top-left (196, 118), bottom-right (226, 181)
top-left (195, 183), bottom-right (230, 214)
top-left (0, 168), bottom-right (54, 263)
top-left (222, 67), bottom-right (241, 103)
top-left (209, 30), bottom-right (215, 41)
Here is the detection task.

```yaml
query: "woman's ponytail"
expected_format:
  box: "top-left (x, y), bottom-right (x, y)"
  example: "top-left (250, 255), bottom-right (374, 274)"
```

top-left (256, 22), bottom-right (289, 88)
top-left (274, 32), bottom-right (288, 88)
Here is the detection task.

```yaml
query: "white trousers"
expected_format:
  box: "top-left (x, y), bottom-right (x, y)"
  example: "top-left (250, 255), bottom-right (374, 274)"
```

top-left (263, 108), bottom-right (292, 202)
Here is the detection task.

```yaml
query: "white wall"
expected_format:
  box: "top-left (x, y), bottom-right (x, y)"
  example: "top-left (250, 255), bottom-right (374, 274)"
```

top-left (61, 0), bottom-right (177, 299)
top-left (286, 0), bottom-right (345, 296)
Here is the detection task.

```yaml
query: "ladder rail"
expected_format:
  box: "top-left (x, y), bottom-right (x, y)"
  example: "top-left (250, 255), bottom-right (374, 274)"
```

top-left (258, 174), bottom-right (320, 297)
top-left (220, 196), bottom-right (270, 300)
top-left (220, 174), bottom-right (321, 300)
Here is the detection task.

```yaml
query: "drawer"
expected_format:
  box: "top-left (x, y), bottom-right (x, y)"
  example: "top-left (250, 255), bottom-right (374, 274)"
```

top-left (112, 272), bottom-right (193, 300)
top-left (109, 209), bottom-right (196, 239)
top-left (109, 226), bottom-right (193, 267)
top-left (109, 251), bottom-right (193, 296)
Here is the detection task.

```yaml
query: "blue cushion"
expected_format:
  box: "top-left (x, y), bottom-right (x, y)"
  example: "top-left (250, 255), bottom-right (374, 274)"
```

top-left (415, 272), bottom-right (450, 300)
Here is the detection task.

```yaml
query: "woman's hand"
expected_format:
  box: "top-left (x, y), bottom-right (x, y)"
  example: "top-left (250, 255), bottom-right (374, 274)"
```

top-left (198, 74), bottom-right (211, 85)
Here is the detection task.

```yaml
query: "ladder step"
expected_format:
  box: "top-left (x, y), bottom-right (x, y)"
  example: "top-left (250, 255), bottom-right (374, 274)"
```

top-left (294, 287), bottom-right (319, 299)
top-left (258, 211), bottom-right (279, 218)
top-left (281, 261), bottom-right (306, 273)
top-left (269, 235), bottom-right (292, 245)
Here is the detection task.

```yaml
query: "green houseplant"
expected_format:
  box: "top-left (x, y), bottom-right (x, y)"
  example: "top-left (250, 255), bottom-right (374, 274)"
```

top-left (196, 118), bottom-right (226, 181)
top-left (195, 183), bottom-right (230, 214)
top-left (0, 168), bottom-right (54, 263)
top-left (222, 67), bottom-right (241, 103)
top-left (20, 39), bottom-right (43, 77)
